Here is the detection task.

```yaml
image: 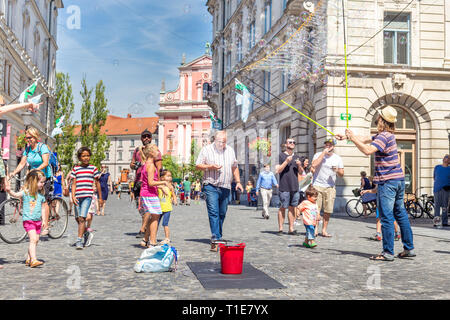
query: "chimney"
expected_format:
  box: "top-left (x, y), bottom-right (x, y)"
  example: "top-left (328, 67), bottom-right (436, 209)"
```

top-left (127, 114), bottom-right (132, 118)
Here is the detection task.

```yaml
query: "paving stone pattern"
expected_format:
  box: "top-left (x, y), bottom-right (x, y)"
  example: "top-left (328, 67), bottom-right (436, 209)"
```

top-left (0, 196), bottom-right (449, 300)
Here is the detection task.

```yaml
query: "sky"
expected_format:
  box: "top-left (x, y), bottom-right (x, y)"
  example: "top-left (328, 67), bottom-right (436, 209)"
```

top-left (56, 0), bottom-right (212, 121)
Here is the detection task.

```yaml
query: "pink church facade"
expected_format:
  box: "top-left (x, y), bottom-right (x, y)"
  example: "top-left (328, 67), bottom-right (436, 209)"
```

top-left (156, 54), bottom-right (213, 163)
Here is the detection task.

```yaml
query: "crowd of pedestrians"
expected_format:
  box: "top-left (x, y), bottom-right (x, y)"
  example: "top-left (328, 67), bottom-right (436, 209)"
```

top-left (1, 104), bottom-right (449, 270)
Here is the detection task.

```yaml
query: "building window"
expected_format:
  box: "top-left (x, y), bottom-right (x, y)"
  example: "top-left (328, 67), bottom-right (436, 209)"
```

top-left (118, 139), bottom-right (123, 148)
top-left (249, 21), bottom-right (255, 49)
top-left (264, 1), bottom-right (272, 34)
top-left (7, 0), bottom-right (14, 29)
top-left (118, 151), bottom-right (122, 161)
top-left (384, 12), bottom-right (410, 65)
top-left (105, 152), bottom-right (109, 161)
top-left (130, 139), bottom-right (135, 147)
top-left (3, 61), bottom-right (11, 96)
top-left (130, 151), bottom-right (133, 160)
top-left (226, 51), bottom-right (231, 74)
top-left (263, 71), bottom-right (271, 103)
top-left (236, 38), bottom-right (242, 62)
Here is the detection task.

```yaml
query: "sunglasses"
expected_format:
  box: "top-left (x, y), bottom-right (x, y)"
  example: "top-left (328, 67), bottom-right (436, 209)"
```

top-left (142, 135), bottom-right (151, 139)
top-left (25, 136), bottom-right (33, 140)
top-left (287, 141), bottom-right (296, 144)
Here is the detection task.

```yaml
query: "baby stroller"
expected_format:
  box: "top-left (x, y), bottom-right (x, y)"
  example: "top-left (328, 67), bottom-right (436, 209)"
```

top-left (249, 188), bottom-right (258, 207)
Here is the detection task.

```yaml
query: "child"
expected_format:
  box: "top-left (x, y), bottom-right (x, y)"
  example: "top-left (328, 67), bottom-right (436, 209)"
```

top-left (85, 182), bottom-right (98, 241)
top-left (139, 144), bottom-right (170, 248)
top-left (249, 187), bottom-right (258, 207)
top-left (70, 147), bottom-right (103, 250)
top-left (157, 170), bottom-right (177, 245)
top-left (361, 187), bottom-right (401, 241)
top-left (298, 185), bottom-right (320, 248)
top-left (5, 170), bottom-right (46, 267)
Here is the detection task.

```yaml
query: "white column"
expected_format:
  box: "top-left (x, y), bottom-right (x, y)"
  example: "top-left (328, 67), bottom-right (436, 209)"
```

top-left (188, 73), bottom-right (192, 100)
top-left (185, 122), bottom-right (192, 163)
top-left (445, 1), bottom-right (450, 67)
top-left (158, 123), bottom-right (164, 154)
top-left (180, 74), bottom-right (185, 101)
top-left (177, 122), bottom-right (184, 162)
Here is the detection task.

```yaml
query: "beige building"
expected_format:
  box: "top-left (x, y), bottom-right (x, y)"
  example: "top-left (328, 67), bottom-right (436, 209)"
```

top-left (207, 0), bottom-right (450, 210)
top-left (0, 0), bottom-right (64, 163)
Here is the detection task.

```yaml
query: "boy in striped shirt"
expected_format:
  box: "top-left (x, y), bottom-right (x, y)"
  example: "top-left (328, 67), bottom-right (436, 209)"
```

top-left (70, 147), bottom-right (103, 250)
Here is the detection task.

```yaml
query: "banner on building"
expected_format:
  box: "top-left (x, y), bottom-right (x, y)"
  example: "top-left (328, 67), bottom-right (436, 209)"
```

top-left (1, 123), bottom-right (11, 159)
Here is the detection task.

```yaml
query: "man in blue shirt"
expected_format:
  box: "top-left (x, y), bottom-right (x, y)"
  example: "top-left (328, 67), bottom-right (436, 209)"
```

top-left (256, 164), bottom-right (278, 219)
top-left (433, 154), bottom-right (450, 227)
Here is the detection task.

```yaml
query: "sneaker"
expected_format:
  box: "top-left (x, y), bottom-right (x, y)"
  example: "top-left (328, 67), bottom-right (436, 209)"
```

top-left (75, 239), bottom-right (84, 250)
top-left (159, 238), bottom-right (171, 245)
top-left (84, 231), bottom-right (94, 247)
top-left (370, 233), bottom-right (382, 241)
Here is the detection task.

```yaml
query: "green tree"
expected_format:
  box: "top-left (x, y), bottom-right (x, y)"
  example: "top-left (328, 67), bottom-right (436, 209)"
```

top-left (79, 77), bottom-right (110, 168)
top-left (188, 139), bottom-right (203, 181)
top-left (162, 155), bottom-right (181, 180)
top-left (54, 72), bottom-right (77, 173)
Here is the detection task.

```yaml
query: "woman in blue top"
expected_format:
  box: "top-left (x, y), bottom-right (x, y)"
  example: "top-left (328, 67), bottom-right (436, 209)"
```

top-left (10, 127), bottom-right (52, 235)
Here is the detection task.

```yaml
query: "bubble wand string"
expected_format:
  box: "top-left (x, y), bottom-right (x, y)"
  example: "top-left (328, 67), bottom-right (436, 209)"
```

top-left (342, 0), bottom-right (349, 129)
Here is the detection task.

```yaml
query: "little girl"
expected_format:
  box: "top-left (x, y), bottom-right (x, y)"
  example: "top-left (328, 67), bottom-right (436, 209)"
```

top-left (5, 170), bottom-right (46, 267)
top-left (139, 144), bottom-right (170, 248)
top-left (157, 170), bottom-right (177, 245)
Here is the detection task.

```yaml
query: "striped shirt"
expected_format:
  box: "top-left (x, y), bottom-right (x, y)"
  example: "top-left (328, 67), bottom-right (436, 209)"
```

top-left (196, 143), bottom-right (238, 190)
top-left (70, 165), bottom-right (101, 198)
top-left (371, 132), bottom-right (404, 184)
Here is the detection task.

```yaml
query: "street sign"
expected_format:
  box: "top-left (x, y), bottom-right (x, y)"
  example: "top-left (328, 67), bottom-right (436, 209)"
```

top-left (340, 113), bottom-right (351, 121)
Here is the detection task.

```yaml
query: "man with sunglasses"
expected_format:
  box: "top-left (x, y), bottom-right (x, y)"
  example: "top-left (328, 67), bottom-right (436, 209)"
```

top-left (275, 138), bottom-right (303, 235)
top-left (130, 129), bottom-right (162, 238)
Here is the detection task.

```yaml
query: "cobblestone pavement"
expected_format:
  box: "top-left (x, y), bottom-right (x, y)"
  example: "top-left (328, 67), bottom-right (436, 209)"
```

top-left (0, 196), bottom-right (449, 300)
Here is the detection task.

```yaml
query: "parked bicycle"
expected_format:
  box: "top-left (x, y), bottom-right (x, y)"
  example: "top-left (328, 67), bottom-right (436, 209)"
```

top-left (404, 188), bottom-right (435, 219)
top-left (0, 175), bottom-right (69, 244)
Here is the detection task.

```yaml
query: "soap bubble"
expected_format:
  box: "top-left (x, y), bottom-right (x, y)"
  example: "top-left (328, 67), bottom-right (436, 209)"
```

top-left (183, 4), bottom-right (191, 14)
top-left (129, 103), bottom-right (145, 115)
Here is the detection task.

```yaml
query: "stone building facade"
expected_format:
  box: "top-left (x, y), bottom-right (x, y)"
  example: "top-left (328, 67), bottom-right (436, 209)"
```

top-left (207, 0), bottom-right (450, 210)
top-left (0, 0), bottom-right (63, 165)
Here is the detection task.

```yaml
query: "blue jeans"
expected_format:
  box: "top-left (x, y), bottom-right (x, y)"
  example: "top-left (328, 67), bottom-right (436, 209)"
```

top-left (204, 184), bottom-right (230, 241)
top-left (377, 180), bottom-right (414, 256)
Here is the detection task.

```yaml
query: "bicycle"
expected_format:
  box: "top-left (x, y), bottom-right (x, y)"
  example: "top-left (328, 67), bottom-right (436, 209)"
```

top-left (405, 188), bottom-right (435, 219)
top-left (0, 175), bottom-right (69, 244)
top-left (345, 189), bottom-right (377, 218)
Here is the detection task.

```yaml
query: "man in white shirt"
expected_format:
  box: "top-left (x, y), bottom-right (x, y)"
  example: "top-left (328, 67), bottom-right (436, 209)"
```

top-left (311, 138), bottom-right (344, 237)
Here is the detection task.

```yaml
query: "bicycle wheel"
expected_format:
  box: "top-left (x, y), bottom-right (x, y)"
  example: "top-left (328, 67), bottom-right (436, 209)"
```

top-left (345, 199), bottom-right (363, 218)
top-left (48, 198), bottom-right (69, 239)
top-left (0, 198), bottom-right (27, 244)
top-left (406, 201), bottom-right (423, 219)
top-left (424, 201), bottom-right (435, 219)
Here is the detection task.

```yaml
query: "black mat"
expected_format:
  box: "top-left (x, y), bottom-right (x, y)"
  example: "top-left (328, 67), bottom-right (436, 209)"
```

top-left (186, 262), bottom-right (286, 290)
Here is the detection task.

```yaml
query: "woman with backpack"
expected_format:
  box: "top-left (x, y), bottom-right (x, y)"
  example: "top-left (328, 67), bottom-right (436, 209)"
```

top-left (9, 127), bottom-right (54, 236)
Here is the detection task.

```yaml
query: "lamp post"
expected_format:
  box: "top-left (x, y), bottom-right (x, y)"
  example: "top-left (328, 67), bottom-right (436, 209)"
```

top-left (256, 120), bottom-right (266, 210)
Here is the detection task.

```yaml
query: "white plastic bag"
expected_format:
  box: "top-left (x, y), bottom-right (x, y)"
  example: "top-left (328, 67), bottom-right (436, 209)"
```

top-left (134, 244), bottom-right (178, 273)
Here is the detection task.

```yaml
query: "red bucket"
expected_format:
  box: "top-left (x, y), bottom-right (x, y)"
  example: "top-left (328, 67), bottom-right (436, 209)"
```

top-left (219, 243), bottom-right (246, 274)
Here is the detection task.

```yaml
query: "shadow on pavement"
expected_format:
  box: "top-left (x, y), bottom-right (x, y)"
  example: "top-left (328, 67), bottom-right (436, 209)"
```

top-left (434, 250), bottom-right (450, 255)
top-left (325, 248), bottom-right (373, 259)
top-left (184, 238), bottom-right (211, 245)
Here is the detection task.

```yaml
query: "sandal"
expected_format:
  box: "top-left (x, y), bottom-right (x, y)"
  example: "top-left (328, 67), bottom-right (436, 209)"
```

top-left (140, 239), bottom-right (149, 248)
top-left (369, 254), bottom-right (394, 261)
top-left (302, 242), bottom-right (311, 248)
top-left (25, 259), bottom-right (30, 266)
top-left (397, 250), bottom-right (416, 259)
top-left (320, 233), bottom-right (332, 238)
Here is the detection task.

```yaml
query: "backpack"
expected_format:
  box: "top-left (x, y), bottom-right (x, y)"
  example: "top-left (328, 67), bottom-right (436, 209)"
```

top-left (26, 142), bottom-right (59, 176)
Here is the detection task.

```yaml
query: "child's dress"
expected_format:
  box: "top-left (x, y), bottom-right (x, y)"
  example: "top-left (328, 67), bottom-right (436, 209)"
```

top-left (139, 163), bottom-right (162, 215)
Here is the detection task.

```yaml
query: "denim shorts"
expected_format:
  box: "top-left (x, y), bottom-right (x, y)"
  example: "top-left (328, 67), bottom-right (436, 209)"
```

top-left (279, 191), bottom-right (300, 208)
top-left (74, 197), bottom-right (92, 219)
top-left (304, 224), bottom-right (315, 240)
top-left (158, 211), bottom-right (171, 227)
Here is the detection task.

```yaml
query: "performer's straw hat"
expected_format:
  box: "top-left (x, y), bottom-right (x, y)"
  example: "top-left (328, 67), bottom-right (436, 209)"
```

top-left (377, 105), bottom-right (397, 124)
